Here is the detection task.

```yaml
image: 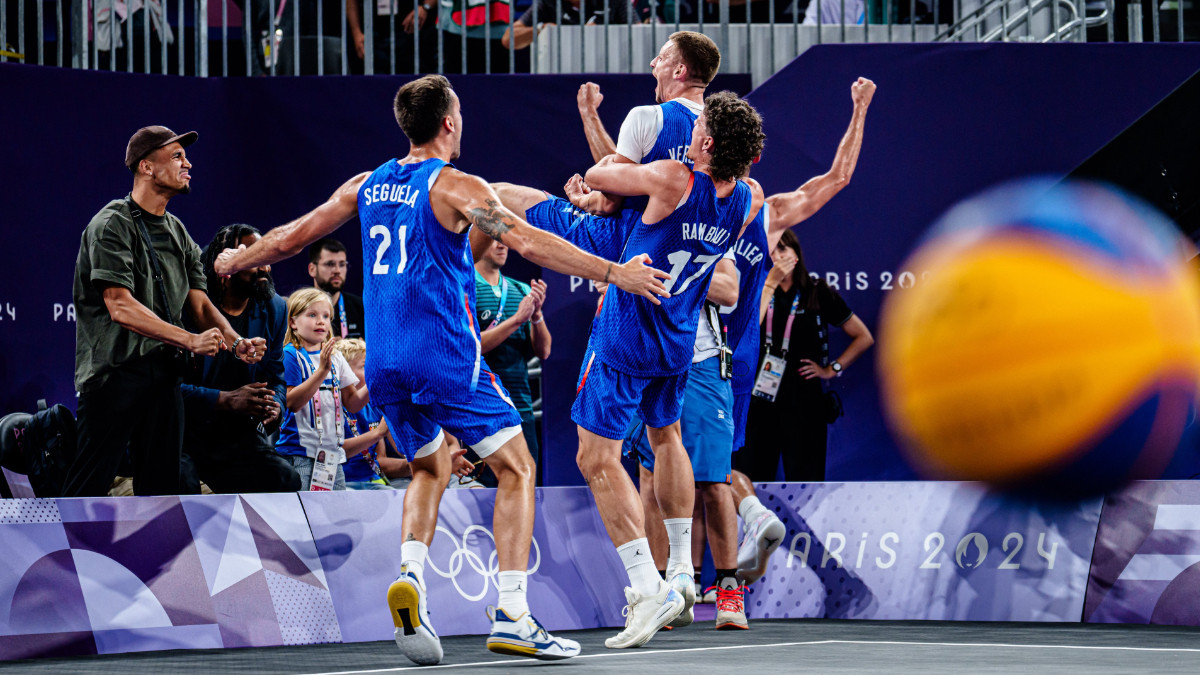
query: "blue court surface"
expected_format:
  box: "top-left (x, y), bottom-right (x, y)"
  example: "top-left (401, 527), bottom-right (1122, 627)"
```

top-left (5, 619), bottom-right (1200, 673)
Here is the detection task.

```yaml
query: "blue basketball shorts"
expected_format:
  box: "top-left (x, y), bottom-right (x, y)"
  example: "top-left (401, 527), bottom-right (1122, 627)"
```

top-left (622, 357), bottom-right (735, 483)
top-left (572, 350), bottom-right (689, 441)
top-left (379, 360), bottom-right (522, 461)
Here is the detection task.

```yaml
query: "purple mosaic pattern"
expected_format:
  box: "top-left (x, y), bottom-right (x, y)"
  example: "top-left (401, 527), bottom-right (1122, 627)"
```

top-left (1085, 481), bottom-right (1200, 625)
top-left (0, 493), bottom-right (342, 660)
top-left (300, 486), bottom-right (628, 643)
top-left (742, 482), bottom-right (1102, 621)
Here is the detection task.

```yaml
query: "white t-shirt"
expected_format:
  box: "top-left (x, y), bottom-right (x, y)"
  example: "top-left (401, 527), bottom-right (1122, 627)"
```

top-left (615, 97), bottom-right (705, 164)
top-left (693, 250), bottom-right (738, 362)
top-left (280, 345), bottom-right (361, 464)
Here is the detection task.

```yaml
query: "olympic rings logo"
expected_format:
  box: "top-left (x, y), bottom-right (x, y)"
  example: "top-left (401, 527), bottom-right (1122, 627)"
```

top-left (426, 524), bottom-right (542, 602)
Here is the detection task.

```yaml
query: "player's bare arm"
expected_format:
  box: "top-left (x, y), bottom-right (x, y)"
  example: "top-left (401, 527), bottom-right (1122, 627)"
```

top-left (706, 258), bottom-right (739, 307)
top-left (585, 156), bottom-right (691, 223)
top-left (436, 169), bottom-right (673, 304)
top-left (766, 78), bottom-right (874, 247)
top-left (215, 173), bottom-right (370, 275)
top-left (578, 83), bottom-right (617, 163)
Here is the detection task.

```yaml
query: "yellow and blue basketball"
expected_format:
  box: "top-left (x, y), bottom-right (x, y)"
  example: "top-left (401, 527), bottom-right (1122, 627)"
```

top-left (878, 179), bottom-right (1200, 495)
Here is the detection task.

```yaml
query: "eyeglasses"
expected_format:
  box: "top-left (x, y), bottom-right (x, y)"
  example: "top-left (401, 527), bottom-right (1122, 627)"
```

top-left (319, 261), bottom-right (349, 270)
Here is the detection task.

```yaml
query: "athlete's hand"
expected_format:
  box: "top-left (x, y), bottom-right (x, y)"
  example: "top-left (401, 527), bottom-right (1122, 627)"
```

top-left (564, 173), bottom-right (592, 209)
top-left (611, 254), bottom-right (671, 305)
top-left (188, 328), bottom-right (225, 357)
top-left (577, 82), bottom-right (603, 112)
top-left (214, 244), bottom-right (246, 277)
top-left (317, 337), bottom-right (338, 375)
top-left (851, 77), bottom-right (876, 108)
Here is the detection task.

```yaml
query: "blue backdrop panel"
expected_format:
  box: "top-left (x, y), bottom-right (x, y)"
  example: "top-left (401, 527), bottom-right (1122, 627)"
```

top-left (536, 43), bottom-right (1200, 487)
top-left (0, 65), bottom-right (749, 433)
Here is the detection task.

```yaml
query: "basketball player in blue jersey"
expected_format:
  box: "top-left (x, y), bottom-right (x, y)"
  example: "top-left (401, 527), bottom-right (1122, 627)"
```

top-left (573, 31), bottom-right (721, 215)
top-left (494, 77), bottom-right (877, 629)
top-left (214, 75), bottom-right (672, 666)
top-left (561, 92), bottom-right (766, 649)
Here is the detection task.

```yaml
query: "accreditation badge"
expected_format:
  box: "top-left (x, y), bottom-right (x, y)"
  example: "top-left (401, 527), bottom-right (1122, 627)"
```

top-left (310, 454), bottom-right (337, 491)
top-left (751, 354), bottom-right (787, 402)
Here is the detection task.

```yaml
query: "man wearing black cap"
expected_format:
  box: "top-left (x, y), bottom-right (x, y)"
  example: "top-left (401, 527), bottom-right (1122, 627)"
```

top-left (66, 126), bottom-right (269, 497)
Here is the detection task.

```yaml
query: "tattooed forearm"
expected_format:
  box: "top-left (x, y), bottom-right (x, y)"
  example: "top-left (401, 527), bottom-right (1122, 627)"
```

top-left (467, 199), bottom-right (515, 242)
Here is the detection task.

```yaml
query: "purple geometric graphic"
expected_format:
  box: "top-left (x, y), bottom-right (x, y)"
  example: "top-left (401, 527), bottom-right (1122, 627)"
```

top-left (211, 569), bottom-right (282, 648)
top-left (300, 486), bottom-right (628, 644)
top-left (743, 482), bottom-right (1102, 621)
top-left (1085, 481), bottom-right (1200, 625)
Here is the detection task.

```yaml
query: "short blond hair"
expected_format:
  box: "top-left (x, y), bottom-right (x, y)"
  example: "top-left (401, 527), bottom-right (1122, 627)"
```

top-left (284, 288), bottom-right (334, 349)
top-left (334, 337), bottom-right (367, 364)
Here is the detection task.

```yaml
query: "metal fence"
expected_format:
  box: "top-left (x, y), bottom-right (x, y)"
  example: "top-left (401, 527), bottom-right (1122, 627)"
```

top-left (0, 0), bottom-right (1193, 84)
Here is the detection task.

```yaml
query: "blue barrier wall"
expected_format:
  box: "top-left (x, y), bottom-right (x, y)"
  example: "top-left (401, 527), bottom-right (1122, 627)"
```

top-left (4, 45), bottom-right (1200, 485)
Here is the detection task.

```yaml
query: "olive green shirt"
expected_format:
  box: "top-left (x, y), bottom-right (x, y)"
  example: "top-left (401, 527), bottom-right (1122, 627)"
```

top-left (73, 195), bottom-right (206, 392)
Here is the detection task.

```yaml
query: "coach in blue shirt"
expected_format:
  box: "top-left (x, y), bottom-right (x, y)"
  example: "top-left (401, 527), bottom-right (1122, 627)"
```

top-left (180, 225), bottom-right (301, 493)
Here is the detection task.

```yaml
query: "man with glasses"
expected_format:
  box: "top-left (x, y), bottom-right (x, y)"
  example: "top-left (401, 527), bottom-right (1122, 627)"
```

top-left (308, 237), bottom-right (365, 339)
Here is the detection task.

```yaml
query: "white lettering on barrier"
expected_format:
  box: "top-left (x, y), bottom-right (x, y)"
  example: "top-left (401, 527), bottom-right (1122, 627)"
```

top-left (876, 532), bottom-right (899, 569)
top-left (1038, 533), bottom-right (1058, 569)
top-left (53, 303), bottom-right (76, 322)
top-left (822, 532), bottom-right (846, 569)
top-left (0, 303), bottom-right (13, 321)
top-left (786, 532), bottom-right (811, 568)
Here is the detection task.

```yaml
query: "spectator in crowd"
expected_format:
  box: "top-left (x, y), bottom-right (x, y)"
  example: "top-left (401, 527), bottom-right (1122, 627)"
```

top-left (438, 0), bottom-right (523, 72)
top-left (501, 0), bottom-right (630, 50)
top-left (474, 241), bottom-right (551, 480)
top-left (335, 338), bottom-right (414, 489)
top-left (308, 237), bottom-right (365, 339)
top-left (66, 126), bottom-right (266, 497)
top-left (277, 288), bottom-right (370, 490)
top-left (231, 0), bottom-right (347, 75)
top-left (740, 230), bottom-right (874, 482)
top-left (348, 0), bottom-right (439, 74)
top-left (180, 224), bottom-right (301, 494)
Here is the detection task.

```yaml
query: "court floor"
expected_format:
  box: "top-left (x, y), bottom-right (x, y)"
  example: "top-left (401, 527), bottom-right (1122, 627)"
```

top-left (5, 616), bottom-right (1200, 674)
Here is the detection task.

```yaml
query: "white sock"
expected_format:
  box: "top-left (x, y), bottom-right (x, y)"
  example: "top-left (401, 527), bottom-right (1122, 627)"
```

top-left (496, 570), bottom-right (530, 619)
top-left (738, 496), bottom-right (771, 526)
top-left (617, 538), bottom-right (661, 597)
top-left (400, 540), bottom-right (428, 587)
top-left (664, 518), bottom-right (694, 576)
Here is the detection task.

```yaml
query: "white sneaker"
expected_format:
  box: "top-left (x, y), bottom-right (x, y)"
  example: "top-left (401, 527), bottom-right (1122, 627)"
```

top-left (701, 586), bottom-right (717, 604)
top-left (604, 581), bottom-right (684, 649)
top-left (736, 512), bottom-right (786, 585)
top-left (486, 606), bottom-right (581, 660)
top-left (666, 569), bottom-right (696, 628)
top-left (387, 568), bottom-right (443, 665)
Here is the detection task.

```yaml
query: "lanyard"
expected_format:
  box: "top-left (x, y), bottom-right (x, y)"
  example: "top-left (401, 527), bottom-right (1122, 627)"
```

top-left (348, 412), bottom-right (387, 480)
top-left (337, 294), bottom-right (349, 339)
top-left (297, 348), bottom-right (344, 448)
top-left (764, 293), bottom-right (802, 357)
top-left (478, 273), bottom-right (511, 323)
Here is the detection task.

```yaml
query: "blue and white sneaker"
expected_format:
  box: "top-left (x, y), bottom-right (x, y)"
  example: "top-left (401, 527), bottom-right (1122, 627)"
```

top-left (604, 581), bottom-right (685, 649)
top-left (666, 568), bottom-right (696, 628)
top-left (387, 567), bottom-right (443, 665)
top-left (486, 606), bottom-right (581, 660)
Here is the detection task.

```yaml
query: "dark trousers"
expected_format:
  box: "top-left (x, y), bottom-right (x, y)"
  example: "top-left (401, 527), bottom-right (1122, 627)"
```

top-left (181, 428), bottom-right (301, 494)
top-left (737, 390), bottom-right (828, 482)
top-left (65, 351), bottom-right (184, 497)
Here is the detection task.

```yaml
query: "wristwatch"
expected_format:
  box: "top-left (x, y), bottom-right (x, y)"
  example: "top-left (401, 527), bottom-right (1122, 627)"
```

top-left (831, 361), bottom-right (843, 377)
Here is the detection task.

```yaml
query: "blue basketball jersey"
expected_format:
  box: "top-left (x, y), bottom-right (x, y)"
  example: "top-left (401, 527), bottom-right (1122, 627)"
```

top-left (358, 158), bottom-right (481, 405)
top-left (726, 206), bottom-right (773, 394)
top-left (590, 172), bottom-right (752, 377)
top-left (645, 101), bottom-right (699, 166)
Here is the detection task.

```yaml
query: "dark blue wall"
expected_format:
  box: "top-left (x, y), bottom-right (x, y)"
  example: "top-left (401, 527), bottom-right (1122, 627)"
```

top-left (4, 45), bottom-right (1200, 487)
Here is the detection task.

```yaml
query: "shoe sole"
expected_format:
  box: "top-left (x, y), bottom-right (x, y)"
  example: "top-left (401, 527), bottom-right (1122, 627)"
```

top-left (716, 619), bottom-right (749, 630)
top-left (487, 636), bottom-right (579, 660)
top-left (667, 576), bottom-right (696, 628)
top-left (738, 518), bottom-right (787, 585)
top-left (388, 580), bottom-right (442, 665)
top-left (605, 597), bottom-right (684, 649)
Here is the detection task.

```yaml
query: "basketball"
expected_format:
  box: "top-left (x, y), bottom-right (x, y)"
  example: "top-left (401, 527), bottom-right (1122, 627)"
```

top-left (878, 179), bottom-right (1200, 494)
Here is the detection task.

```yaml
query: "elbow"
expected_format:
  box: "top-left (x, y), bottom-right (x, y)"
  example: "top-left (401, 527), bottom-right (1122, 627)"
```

top-left (862, 333), bottom-right (875, 349)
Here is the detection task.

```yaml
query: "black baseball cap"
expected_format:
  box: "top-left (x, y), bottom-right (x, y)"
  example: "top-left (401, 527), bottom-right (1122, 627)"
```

top-left (125, 126), bottom-right (198, 172)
